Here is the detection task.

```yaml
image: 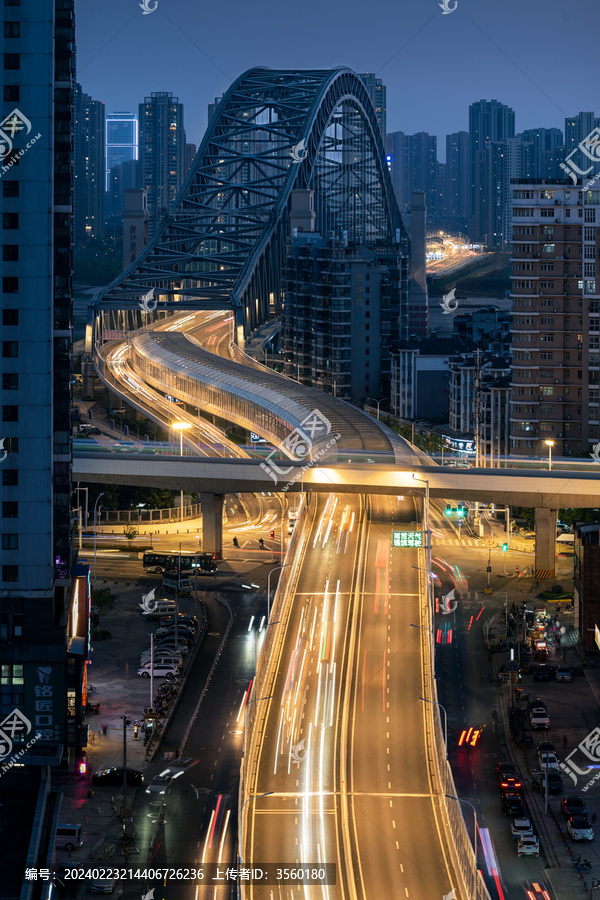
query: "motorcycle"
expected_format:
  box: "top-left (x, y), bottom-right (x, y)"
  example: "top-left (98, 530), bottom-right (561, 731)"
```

top-left (233, 537), bottom-right (239, 547)
top-left (85, 703), bottom-right (100, 715)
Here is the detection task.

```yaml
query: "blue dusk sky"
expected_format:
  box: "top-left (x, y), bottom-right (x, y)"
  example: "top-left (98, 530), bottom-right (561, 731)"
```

top-left (76, 0), bottom-right (596, 158)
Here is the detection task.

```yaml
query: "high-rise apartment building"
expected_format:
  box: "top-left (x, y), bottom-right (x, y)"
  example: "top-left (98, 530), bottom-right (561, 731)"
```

top-left (139, 92), bottom-right (187, 235)
top-left (281, 194), bottom-right (408, 401)
top-left (0, 1), bottom-right (89, 888)
top-left (519, 127), bottom-right (564, 180)
top-left (565, 111), bottom-right (599, 155)
top-left (105, 111), bottom-right (138, 191)
top-left (469, 99), bottom-right (515, 243)
top-left (359, 73), bottom-right (386, 141)
top-left (509, 180), bottom-right (599, 457)
top-left (445, 131), bottom-right (470, 221)
top-left (106, 158), bottom-right (140, 225)
top-left (74, 84), bottom-right (105, 242)
top-left (386, 131), bottom-right (437, 214)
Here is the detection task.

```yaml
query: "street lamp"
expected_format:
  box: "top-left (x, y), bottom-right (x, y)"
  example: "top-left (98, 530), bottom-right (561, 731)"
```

top-left (173, 422), bottom-right (191, 522)
top-left (445, 794), bottom-right (478, 898)
top-left (412, 475), bottom-right (432, 615)
top-left (267, 564), bottom-right (290, 620)
top-left (419, 696), bottom-right (448, 758)
top-left (545, 439), bottom-right (554, 471)
top-left (366, 397), bottom-right (384, 420)
top-left (239, 792), bottom-right (273, 866)
top-left (93, 492), bottom-right (105, 581)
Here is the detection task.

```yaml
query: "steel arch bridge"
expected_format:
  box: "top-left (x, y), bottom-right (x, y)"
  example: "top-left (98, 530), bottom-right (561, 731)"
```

top-left (93, 67), bottom-right (409, 339)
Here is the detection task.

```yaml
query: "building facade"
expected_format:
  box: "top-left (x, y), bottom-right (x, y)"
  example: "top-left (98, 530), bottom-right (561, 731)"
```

top-left (573, 523), bottom-right (600, 654)
top-left (281, 216), bottom-right (408, 402)
top-left (469, 99), bottom-right (515, 243)
top-left (448, 355), bottom-right (511, 465)
top-left (359, 73), bottom-right (386, 141)
top-left (445, 131), bottom-right (470, 223)
top-left (0, 2), bottom-right (91, 888)
top-left (509, 180), bottom-right (598, 456)
top-left (105, 110), bottom-right (138, 191)
top-left (390, 336), bottom-right (476, 421)
top-left (139, 92), bottom-right (187, 235)
top-left (74, 84), bottom-right (105, 242)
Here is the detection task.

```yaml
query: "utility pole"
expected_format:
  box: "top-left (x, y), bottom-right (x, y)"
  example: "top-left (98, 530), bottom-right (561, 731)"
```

top-left (122, 715), bottom-right (131, 814)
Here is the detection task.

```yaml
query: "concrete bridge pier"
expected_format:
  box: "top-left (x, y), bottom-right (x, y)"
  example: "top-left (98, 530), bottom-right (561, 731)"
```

top-left (200, 493), bottom-right (224, 560)
top-left (534, 507), bottom-right (558, 579)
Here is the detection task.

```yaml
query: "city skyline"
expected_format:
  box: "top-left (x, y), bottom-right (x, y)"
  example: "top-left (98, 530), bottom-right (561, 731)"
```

top-left (75, 0), bottom-right (596, 157)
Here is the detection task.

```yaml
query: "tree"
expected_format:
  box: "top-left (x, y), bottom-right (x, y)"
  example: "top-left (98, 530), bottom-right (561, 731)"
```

top-left (122, 524), bottom-right (139, 547)
top-left (91, 586), bottom-right (119, 625)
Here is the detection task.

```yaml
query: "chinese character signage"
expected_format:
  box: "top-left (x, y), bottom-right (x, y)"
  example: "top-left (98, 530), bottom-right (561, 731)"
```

top-left (24, 663), bottom-right (65, 744)
top-left (392, 531), bottom-right (423, 548)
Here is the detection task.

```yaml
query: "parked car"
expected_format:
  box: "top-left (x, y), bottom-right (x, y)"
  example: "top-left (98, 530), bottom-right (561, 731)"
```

top-left (537, 741), bottom-right (556, 756)
top-left (151, 639), bottom-right (190, 653)
top-left (555, 665), bottom-right (573, 682)
top-left (137, 663), bottom-right (180, 678)
top-left (518, 834), bottom-right (540, 857)
top-left (547, 772), bottom-right (564, 794)
top-left (511, 817), bottom-right (534, 839)
top-left (528, 698), bottom-right (548, 713)
top-left (155, 624), bottom-right (196, 639)
top-left (159, 614), bottom-right (198, 628)
top-left (110, 407), bottom-right (126, 416)
top-left (539, 751), bottom-right (560, 771)
top-left (91, 767), bottom-right (143, 787)
top-left (90, 876), bottom-right (117, 894)
top-left (496, 762), bottom-right (522, 790)
top-left (533, 665), bottom-right (552, 681)
top-left (561, 795), bottom-right (587, 819)
top-left (502, 792), bottom-right (525, 817)
top-left (567, 816), bottom-right (594, 841)
top-left (530, 709), bottom-right (550, 730)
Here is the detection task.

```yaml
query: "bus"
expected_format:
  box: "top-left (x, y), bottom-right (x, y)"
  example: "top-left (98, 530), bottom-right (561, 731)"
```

top-left (141, 551), bottom-right (217, 575)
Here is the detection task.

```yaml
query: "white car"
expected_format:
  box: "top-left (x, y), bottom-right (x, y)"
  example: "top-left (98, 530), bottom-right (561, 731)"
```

top-left (568, 817), bottom-right (595, 841)
top-left (539, 751), bottom-right (560, 771)
top-left (137, 663), bottom-right (179, 678)
top-left (530, 710), bottom-right (550, 730)
top-left (517, 834), bottom-right (540, 857)
top-left (511, 817), bottom-right (534, 839)
top-left (90, 876), bottom-right (117, 894)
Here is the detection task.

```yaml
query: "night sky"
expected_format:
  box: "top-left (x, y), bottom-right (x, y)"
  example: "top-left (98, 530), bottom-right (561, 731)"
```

top-left (76, 0), bottom-right (596, 159)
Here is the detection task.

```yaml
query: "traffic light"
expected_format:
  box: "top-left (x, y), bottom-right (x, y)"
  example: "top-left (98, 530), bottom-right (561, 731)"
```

top-left (270, 530), bottom-right (275, 540)
top-left (457, 506), bottom-right (464, 518)
top-left (445, 505), bottom-right (452, 516)
top-left (502, 542), bottom-right (508, 552)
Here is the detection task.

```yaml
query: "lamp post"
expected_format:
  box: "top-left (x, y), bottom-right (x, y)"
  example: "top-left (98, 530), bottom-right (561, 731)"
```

top-left (412, 475), bottom-right (432, 616)
top-left (93, 492), bottom-right (105, 581)
top-left (420, 696), bottom-right (448, 758)
top-left (267, 564), bottom-right (290, 621)
top-left (366, 397), bottom-right (384, 420)
top-left (76, 486), bottom-right (89, 531)
top-left (445, 794), bottom-right (478, 897)
top-left (173, 423), bottom-right (191, 522)
top-left (545, 439), bottom-right (554, 471)
top-left (239, 792), bottom-right (273, 866)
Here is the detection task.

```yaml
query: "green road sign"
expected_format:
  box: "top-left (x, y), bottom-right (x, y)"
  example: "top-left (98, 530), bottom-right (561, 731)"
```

top-left (392, 531), bottom-right (423, 548)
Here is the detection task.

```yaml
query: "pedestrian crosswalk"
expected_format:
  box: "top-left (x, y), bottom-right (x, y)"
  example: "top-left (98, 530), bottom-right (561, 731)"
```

top-left (434, 537), bottom-right (486, 547)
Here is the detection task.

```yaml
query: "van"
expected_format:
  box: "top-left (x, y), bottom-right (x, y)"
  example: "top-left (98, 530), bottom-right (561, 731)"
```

top-left (139, 653), bottom-right (183, 667)
top-left (55, 823), bottom-right (83, 851)
top-left (556, 533), bottom-right (575, 544)
top-left (162, 573), bottom-right (192, 595)
top-left (141, 599), bottom-right (177, 618)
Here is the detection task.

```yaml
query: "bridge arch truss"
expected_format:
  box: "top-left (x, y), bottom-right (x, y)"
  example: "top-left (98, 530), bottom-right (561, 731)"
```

top-left (93, 67), bottom-right (408, 340)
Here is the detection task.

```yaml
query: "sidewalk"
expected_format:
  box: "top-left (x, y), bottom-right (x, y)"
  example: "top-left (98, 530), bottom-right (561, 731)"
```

top-left (55, 586), bottom-right (212, 872)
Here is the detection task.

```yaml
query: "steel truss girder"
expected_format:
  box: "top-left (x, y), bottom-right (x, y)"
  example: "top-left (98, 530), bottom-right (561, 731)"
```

top-left (93, 67), bottom-right (408, 335)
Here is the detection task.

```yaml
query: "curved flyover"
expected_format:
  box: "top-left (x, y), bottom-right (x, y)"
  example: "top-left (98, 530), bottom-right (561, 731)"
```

top-left (92, 66), bottom-right (409, 337)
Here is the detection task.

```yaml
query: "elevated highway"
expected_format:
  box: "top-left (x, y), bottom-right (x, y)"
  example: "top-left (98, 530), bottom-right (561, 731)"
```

top-left (74, 452), bottom-right (600, 574)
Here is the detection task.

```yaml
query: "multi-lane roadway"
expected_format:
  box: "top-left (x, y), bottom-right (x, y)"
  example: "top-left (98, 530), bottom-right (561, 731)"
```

top-left (244, 492), bottom-right (462, 899)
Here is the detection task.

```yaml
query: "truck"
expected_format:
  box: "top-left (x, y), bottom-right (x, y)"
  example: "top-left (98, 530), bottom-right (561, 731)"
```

top-left (162, 572), bottom-right (193, 595)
